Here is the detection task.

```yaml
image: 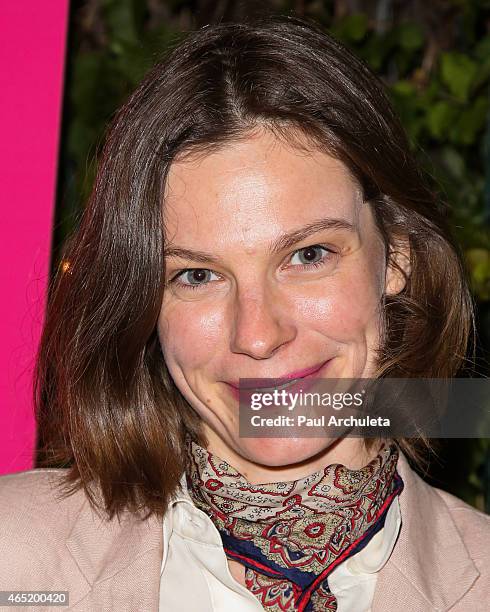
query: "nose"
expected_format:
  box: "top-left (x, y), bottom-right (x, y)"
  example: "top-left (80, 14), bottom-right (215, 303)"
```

top-left (229, 286), bottom-right (297, 359)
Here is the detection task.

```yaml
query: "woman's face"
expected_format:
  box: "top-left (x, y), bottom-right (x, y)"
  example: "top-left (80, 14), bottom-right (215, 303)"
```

top-left (157, 129), bottom-right (406, 471)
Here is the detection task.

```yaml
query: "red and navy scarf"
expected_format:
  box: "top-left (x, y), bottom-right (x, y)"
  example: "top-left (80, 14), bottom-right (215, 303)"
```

top-left (185, 439), bottom-right (403, 611)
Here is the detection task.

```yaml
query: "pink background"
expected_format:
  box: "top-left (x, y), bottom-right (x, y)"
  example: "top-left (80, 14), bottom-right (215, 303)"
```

top-left (0, 2), bottom-right (69, 475)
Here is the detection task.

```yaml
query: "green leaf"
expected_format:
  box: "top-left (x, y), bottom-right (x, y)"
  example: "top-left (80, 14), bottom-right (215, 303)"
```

top-left (112, 40), bottom-right (152, 85)
top-left (450, 96), bottom-right (488, 145)
top-left (440, 52), bottom-right (478, 102)
top-left (427, 101), bottom-right (458, 139)
top-left (396, 23), bottom-right (424, 51)
top-left (103, 0), bottom-right (138, 45)
top-left (338, 13), bottom-right (369, 42)
top-left (391, 80), bottom-right (416, 97)
top-left (465, 249), bottom-right (490, 299)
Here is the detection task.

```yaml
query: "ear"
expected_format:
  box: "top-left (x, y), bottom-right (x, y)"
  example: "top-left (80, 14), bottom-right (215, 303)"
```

top-left (385, 236), bottom-right (411, 296)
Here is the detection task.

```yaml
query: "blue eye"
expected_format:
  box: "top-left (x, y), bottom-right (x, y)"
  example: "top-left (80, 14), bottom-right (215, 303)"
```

top-left (289, 245), bottom-right (334, 267)
top-left (169, 244), bottom-right (337, 292)
top-left (171, 268), bottom-right (219, 290)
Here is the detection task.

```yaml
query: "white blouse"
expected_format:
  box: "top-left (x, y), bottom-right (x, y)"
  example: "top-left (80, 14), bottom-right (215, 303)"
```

top-left (159, 477), bottom-right (402, 611)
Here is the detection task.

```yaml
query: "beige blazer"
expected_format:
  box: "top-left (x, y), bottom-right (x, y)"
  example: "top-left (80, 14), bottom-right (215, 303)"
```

top-left (0, 451), bottom-right (489, 611)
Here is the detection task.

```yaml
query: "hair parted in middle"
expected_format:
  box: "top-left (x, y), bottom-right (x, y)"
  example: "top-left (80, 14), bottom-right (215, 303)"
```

top-left (35, 14), bottom-right (474, 520)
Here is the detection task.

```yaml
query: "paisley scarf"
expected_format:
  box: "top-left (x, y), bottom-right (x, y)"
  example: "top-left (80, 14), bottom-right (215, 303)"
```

top-left (185, 438), bottom-right (403, 611)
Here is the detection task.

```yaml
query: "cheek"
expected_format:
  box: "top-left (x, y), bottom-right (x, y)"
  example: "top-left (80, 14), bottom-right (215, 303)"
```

top-left (157, 302), bottom-right (225, 370)
top-left (291, 266), bottom-right (382, 339)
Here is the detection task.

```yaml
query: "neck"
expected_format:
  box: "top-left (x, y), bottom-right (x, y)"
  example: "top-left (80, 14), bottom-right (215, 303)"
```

top-left (202, 429), bottom-right (384, 484)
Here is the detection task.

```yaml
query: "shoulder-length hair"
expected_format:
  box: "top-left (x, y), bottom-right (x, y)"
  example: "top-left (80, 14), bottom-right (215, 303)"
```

top-left (35, 14), bottom-right (475, 520)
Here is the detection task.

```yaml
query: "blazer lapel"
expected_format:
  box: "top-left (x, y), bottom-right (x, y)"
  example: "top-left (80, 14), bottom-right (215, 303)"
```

top-left (65, 497), bottom-right (163, 610)
top-left (372, 452), bottom-right (480, 611)
top-left (62, 451), bottom-right (480, 611)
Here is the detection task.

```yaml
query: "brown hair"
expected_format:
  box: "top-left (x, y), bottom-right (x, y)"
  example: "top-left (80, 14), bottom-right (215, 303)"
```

top-left (35, 14), bottom-right (475, 520)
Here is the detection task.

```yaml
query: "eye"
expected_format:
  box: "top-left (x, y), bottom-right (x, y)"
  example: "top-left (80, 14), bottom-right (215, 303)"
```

top-left (170, 268), bottom-right (220, 290)
top-left (289, 245), bottom-right (334, 268)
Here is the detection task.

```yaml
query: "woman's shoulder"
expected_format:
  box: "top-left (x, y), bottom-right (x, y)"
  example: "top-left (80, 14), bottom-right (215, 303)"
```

top-left (397, 451), bottom-right (490, 568)
top-left (375, 455), bottom-right (489, 610)
top-left (0, 468), bottom-right (164, 602)
top-left (399, 451), bottom-right (489, 523)
top-left (0, 467), bottom-right (70, 492)
top-left (0, 469), bottom-right (88, 588)
top-left (0, 467), bottom-right (86, 503)
top-left (432, 484), bottom-right (490, 553)
top-left (0, 468), bottom-right (88, 542)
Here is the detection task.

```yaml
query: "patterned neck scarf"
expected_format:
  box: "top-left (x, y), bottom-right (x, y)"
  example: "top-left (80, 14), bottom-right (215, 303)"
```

top-left (185, 438), bottom-right (403, 611)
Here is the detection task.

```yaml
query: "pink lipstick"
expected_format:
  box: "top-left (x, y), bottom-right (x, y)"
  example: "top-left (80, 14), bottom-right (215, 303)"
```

top-left (225, 358), bottom-right (332, 400)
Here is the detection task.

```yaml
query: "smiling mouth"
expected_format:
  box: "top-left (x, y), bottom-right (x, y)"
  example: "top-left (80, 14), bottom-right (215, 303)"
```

top-left (228, 359), bottom-right (332, 392)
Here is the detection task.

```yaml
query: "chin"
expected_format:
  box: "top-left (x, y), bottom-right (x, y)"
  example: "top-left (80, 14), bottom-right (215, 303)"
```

top-left (235, 436), bottom-right (334, 468)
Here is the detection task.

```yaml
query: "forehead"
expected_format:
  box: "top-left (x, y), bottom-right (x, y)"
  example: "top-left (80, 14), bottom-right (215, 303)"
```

top-left (162, 130), bottom-right (363, 248)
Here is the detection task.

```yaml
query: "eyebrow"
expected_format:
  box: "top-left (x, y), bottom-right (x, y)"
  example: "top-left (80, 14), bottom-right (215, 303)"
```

top-left (163, 217), bottom-right (356, 264)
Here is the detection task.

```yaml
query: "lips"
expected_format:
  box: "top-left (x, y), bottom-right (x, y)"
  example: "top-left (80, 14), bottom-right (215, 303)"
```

top-left (226, 359), bottom-right (332, 391)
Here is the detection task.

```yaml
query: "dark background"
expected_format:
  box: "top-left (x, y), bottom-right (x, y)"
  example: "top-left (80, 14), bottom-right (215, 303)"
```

top-left (51, 0), bottom-right (490, 512)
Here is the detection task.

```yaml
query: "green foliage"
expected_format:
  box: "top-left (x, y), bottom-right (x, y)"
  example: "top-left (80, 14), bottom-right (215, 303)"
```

top-left (440, 52), bottom-right (478, 102)
top-left (331, 9), bottom-right (490, 303)
top-left (58, 0), bottom-right (181, 232)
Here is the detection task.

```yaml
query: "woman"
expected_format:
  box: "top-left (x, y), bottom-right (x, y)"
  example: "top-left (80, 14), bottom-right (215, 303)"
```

top-left (0, 14), bottom-right (488, 612)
